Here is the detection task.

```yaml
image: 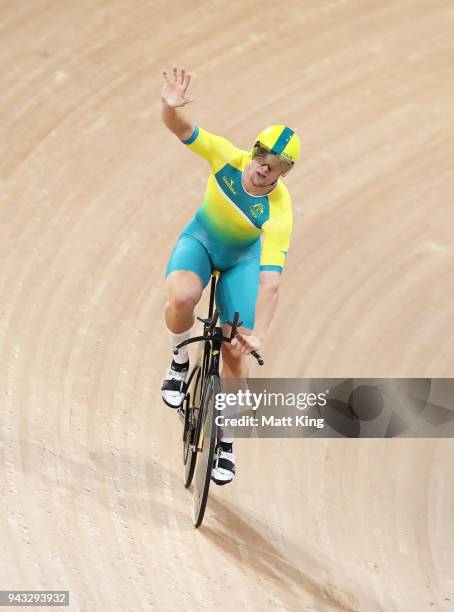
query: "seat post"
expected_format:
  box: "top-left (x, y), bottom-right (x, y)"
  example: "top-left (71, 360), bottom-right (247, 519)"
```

top-left (208, 269), bottom-right (220, 318)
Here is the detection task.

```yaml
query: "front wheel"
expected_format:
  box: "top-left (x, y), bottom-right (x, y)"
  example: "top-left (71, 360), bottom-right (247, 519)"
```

top-left (192, 374), bottom-right (219, 528)
top-left (182, 364), bottom-right (202, 488)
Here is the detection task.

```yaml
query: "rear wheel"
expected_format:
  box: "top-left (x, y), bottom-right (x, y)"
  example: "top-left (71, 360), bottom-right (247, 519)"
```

top-left (192, 374), bottom-right (219, 528)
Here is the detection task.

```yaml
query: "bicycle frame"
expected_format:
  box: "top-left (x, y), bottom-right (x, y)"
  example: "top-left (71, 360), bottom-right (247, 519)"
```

top-left (174, 271), bottom-right (264, 526)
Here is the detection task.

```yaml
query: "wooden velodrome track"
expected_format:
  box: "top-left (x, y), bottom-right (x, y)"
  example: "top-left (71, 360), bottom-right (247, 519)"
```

top-left (1, 1), bottom-right (453, 610)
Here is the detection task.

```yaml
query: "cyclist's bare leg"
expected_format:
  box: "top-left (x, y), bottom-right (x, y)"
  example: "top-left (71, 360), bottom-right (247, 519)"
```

top-left (220, 324), bottom-right (250, 379)
top-left (161, 270), bottom-right (204, 408)
top-left (219, 324), bottom-right (249, 439)
top-left (164, 270), bottom-right (203, 333)
top-left (211, 323), bottom-right (248, 481)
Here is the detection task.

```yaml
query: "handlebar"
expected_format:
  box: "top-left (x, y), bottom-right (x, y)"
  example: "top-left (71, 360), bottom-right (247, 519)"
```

top-left (173, 335), bottom-right (264, 366)
top-left (173, 309), bottom-right (264, 365)
top-left (208, 310), bottom-right (219, 332)
top-left (250, 350), bottom-right (264, 366)
top-left (230, 312), bottom-right (239, 339)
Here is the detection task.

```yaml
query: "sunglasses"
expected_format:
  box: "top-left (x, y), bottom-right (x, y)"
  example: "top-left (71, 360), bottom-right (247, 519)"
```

top-left (252, 143), bottom-right (293, 174)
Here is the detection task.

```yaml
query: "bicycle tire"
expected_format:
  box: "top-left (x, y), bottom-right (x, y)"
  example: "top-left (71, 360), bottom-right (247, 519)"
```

top-left (192, 373), bottom-right (219, 528)
top-left (182, 364), bottom-right (202, 488)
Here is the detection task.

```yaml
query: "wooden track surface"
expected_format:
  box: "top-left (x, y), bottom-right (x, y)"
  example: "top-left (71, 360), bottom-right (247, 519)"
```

top-left (1, 1), bottom-right (453, 610)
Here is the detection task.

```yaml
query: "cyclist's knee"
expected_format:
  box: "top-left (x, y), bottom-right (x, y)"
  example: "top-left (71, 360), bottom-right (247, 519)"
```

top-left (166, 272), bottom-right (203, 313)
top-left (169, 290), bottom-right (200, 313)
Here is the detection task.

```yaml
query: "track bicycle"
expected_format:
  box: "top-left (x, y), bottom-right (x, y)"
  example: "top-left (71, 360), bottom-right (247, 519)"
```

top-left (174, 270), bottom-right (264, 527)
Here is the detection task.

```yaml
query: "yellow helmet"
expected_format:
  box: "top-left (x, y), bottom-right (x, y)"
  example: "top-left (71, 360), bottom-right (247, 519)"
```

top-left (252, 125), bottom-right (301, 165)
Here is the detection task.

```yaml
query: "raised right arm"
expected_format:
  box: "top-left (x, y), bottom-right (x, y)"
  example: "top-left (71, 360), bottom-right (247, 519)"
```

top-left (161, 66), bottom-right (195, 141)
top-left (161, 66), bottom-right (239, 167)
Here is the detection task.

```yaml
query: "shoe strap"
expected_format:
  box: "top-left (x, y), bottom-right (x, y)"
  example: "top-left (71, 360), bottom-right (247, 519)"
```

top-left (161, 379), bottom-right (188, 393)
top-left (215, 455), bottom-right (235, 473)
top-left (171, 360), bottom-right (189, 372)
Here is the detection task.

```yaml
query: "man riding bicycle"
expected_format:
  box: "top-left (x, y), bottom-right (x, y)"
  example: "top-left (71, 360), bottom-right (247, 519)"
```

top-left (160, 66), bottom-right (301, 485)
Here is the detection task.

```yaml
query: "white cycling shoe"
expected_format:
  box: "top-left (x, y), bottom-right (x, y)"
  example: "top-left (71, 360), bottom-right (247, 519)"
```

top-left (161, 359), bottom-right (189, 409)
top-left (211, 442), bottom-right (236, 485)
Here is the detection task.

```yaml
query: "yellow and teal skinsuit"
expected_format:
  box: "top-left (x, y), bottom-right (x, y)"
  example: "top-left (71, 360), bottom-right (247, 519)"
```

top-left (165, 126), bottom-right (293, 329)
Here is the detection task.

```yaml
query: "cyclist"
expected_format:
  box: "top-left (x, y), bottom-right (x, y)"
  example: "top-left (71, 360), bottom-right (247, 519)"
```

top-left (160, 66), bottom-right (300, 485)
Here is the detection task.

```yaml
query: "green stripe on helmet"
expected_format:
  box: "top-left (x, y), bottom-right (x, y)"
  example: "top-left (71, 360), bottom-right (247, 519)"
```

top-left (271, 127), bottom-right (294, 155)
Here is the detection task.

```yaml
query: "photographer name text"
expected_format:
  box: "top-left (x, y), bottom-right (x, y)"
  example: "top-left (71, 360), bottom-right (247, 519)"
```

top-left (215, 414), bottom-right (325, 429)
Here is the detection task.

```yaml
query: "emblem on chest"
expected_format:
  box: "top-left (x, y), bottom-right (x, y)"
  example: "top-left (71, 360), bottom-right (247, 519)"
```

top-left (249, 202), bottom-right (265, 218)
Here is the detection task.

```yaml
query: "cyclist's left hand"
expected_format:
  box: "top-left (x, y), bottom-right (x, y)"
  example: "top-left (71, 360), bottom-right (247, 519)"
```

top-left (231, 333), bottom-right (261, 355)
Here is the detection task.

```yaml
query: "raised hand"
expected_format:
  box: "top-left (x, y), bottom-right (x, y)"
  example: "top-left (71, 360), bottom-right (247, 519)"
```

top-left (161, 66), bottom-right (193, 108)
